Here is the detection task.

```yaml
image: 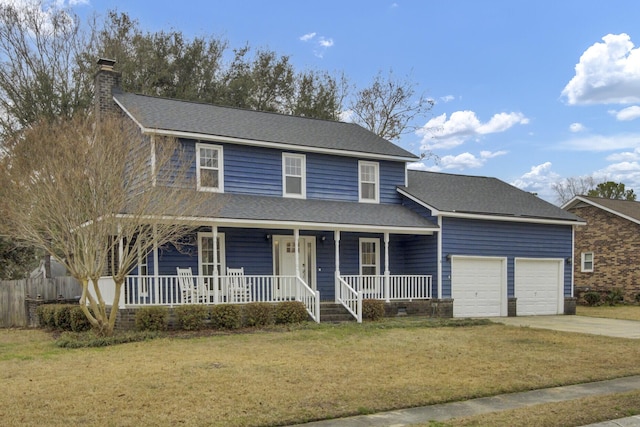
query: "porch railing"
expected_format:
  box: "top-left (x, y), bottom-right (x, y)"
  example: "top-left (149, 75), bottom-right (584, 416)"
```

top-left (339, 275), bottom-right (432, 301)
top-left (336, 275), bottom-right (362, 323)
top-left (123, 274), bottom-right (320, 323)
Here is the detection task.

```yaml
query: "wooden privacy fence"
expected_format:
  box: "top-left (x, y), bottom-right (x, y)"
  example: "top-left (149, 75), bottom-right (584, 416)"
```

top-left (0, 277), bottom-right (82, 327)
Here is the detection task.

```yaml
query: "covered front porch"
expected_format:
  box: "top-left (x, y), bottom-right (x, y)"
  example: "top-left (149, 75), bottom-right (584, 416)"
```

top-left (98, 223), bottom-right (438, 323)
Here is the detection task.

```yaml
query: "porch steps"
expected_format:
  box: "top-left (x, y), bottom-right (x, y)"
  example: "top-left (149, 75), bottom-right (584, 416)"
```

top-left (320, 302), bottom-right (355, 323)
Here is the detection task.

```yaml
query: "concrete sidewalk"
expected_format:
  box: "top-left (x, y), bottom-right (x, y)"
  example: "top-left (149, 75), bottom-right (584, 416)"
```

top-left (290, 375), bottom-right (640, 427)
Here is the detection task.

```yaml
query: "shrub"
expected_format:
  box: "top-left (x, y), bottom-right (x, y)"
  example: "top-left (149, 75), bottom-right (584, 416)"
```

top-left (274, 301), bottom-right (308, 324)
top-left (636, 293), bottom-right (640, 304)
top-left (56, 330), bottom-right (161, 348)
top-left (243, 302), bottom-right (274, 327)
top-left (70, 306), bottom-right (92, 332)
top-left (210, 305), bottom-right (241, 329)
top-left (53, 305), bottom-right (74, 331)
top-left (36, 304), bottom-right (56, 328)
top-left (604, 288), bottom-right (624, 306)
top-left (583, 291), bottom-right (601, 307)
top-left (135, 306), bottom-right (169, 331)
top-left (362, 299), bottom-right (386, 321)
top-left (175, 305), bottom-right (208, 331)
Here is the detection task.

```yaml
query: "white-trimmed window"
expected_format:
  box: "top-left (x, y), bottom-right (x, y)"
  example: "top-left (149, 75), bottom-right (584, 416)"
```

top-left (359, 161), bottom-right (379, 203)
top-left (198, 232), bottom-right (226, 277)
top-left (283, 153), bottom-right (306, 198)
top-left (137, 240), bottom-right (149, 296)
top-left (360, 238), bottom-right (380, 276)
top-left (581, 252), bottom-right (594, 272)
top-left (359, 238), bottom-right (380, 294)
top-left (196, 143), bottom-right (223, 192)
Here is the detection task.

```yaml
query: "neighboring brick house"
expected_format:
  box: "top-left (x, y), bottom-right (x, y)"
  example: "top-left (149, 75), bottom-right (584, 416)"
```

top-left (563, 196), bottom-right (640, 302)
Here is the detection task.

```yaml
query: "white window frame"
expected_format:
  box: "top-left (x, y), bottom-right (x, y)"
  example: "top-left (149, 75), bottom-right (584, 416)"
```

top-left (581, 252), bottom-right (594, 273)
top-left (197, 232), bottom-right (226, 276)
top-left (358, 160), bottom-right (379, 203)
top-left (359, 238), bottom-right (380, 276)
top-left (137, 240), bottom-right (149, 296)
top-left (282, 153), bottom-right (306, 198)
top-left (196, 143), bottom-right (224, 192)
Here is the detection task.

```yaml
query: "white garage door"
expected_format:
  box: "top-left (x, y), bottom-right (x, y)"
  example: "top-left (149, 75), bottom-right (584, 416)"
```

top-left (452, 256), bottom-right (507, 317)
top-left (515, 258), bottom-right (563, 315)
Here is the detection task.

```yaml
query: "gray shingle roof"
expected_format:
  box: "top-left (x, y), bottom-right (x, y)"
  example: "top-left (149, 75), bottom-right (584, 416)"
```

top-left (400, 170), bottom-right (583, 222)
top-left (131, 190), bottom-right (438, 233)
top-left (114, 92), bottom-right (418, 160)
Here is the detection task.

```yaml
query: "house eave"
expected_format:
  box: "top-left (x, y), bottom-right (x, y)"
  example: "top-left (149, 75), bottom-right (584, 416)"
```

top-left (439, 211), bottom-right (586, 226)
top-left (114, 214), bottom-right (437, 235)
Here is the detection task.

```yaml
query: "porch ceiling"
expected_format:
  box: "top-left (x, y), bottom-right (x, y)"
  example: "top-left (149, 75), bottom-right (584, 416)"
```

top-left (125, 190), bottom-right (438, 234)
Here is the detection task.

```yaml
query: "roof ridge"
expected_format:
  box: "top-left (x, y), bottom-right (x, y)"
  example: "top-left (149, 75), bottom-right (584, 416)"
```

top-left (123, 91), bottom-right (349, 125)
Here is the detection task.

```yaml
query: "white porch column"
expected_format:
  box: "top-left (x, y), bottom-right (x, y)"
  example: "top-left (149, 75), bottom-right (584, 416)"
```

top-left (153, 224), bottom-right (159, 305)
top-left (212, 225), bottom-right (219, 304)
top-left (294, 228), bottom-right (300, 301)
top-left (384, 232), bottom-right (390, 302)
top-left (334, 230), bottom-right (341, 303)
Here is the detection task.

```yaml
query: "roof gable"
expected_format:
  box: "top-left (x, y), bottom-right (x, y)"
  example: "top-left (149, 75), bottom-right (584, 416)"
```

top-left (400, 170), bottom-right (583, 224)
top-left (113, 92), bottom-right (418, 160)
top-left (563, 196), bottom-right (640, 225)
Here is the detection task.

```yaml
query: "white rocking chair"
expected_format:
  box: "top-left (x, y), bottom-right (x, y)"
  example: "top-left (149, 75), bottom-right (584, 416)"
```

top-left (226, 267), bottom-right (251, 303)
top-left (177, 267), bottom-right (206, 303)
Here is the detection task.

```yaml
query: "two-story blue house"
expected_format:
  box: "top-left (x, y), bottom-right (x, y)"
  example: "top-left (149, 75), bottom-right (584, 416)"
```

top-left (94, 59), bottom-right (584, 322)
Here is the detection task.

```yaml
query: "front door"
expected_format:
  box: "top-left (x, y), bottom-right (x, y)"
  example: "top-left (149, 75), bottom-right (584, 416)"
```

top-left (274, 236), bottom-right (316, 299)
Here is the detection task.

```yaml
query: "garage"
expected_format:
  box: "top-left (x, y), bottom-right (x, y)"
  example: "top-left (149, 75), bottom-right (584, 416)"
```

top-left (451, 256), bottom-right (507, 317)
top-left (515, 258), bottom-right (564, 315)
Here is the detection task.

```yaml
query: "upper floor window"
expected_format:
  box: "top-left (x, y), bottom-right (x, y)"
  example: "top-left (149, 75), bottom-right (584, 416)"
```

top-left (581, 252), bottom-right (594, 272)
top-left (359, 161), bottom-right (379, 203)
top-left (283, 153), bottom-right (306, 198)
top-left (196, 143), bottom-right (224, 192)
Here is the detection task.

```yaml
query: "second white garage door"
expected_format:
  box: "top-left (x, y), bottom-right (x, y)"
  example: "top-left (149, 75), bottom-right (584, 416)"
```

top-left (515, 258), bottom-right (564, 315)
top-left (451, 256), bottom-right (507, 317)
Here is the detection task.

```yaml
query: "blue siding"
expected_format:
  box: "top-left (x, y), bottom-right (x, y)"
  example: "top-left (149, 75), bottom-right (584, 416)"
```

top-left (440, 218), bottom-right (573, 298)
top-left (224, 145), bottom-right (282, 196)
top-left (402, 196), bottom-right (438, 223)
top-left (170, 139), bottom-right (408, 204)
top-left (379, 161), bottom-right (405, 204)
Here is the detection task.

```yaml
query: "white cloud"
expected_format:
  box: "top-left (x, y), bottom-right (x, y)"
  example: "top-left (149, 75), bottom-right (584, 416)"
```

top-left (318, 37), bottom-right (334, 48)
top-left (409, 150), bottom-right (507, 172)
top-left (299, 31), bottom-right (334, 58)
top-left (558, 132), bottom-right (640, 151)
top-left (606, 147), bottom-right (640, 162)
top-left (511, 162), bottom-right (561, 201)
top-left (562, 33), bottom-right (640, 105)
top-left (339, 109), bottom-right (354, 122)
top-left (569, 122), bottom-right (585, 132)
top-left (611, 105), bottom-right (640, 121)
top-left (299, 32), bottom-right (316, 42)
top-left (594, 161), bottom-right (640, 191)
top-left (416, 110), bottom-right (528, 150)
top-left (439, 95), bottom-right (455, 103)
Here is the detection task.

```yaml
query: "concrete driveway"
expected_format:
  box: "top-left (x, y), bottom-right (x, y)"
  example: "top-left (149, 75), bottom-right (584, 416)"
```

top-left (493, 315), bottom-right (640, 339)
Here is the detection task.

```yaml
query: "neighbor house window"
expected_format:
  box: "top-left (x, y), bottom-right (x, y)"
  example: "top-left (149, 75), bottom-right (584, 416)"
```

top-left (359, 161), bottom-right (379, 203)
top-left (581, 252), bottom-right (594, 272)
top-left (283, 153), bottom-right (306, 198)
top-left (196, 143), bottom-right (223, 192)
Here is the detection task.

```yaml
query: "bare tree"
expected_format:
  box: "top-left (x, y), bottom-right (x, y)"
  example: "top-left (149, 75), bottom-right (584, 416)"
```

top-left (349, 69), bottom-right (434, 141)
top-left (552, 176), bottom-right (596, 205)
top-left (0, 115), bottom-right (207, 336)
top-left (0, 1), bottom-right (92, 146)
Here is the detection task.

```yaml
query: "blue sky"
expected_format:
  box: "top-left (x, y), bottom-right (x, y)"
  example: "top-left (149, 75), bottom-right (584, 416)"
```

top-left (68, 0), bottom-right (640, 202)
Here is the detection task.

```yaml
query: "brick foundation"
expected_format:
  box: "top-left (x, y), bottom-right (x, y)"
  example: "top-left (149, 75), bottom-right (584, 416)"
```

top-left (508, 298), bottom-right (517, 317)
top-left (564, 297), bottom-right (577, 315)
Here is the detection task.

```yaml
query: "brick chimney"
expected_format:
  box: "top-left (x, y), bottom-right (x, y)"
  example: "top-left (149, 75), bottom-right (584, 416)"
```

top-left (94, 58), bottom-right (121, 121)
